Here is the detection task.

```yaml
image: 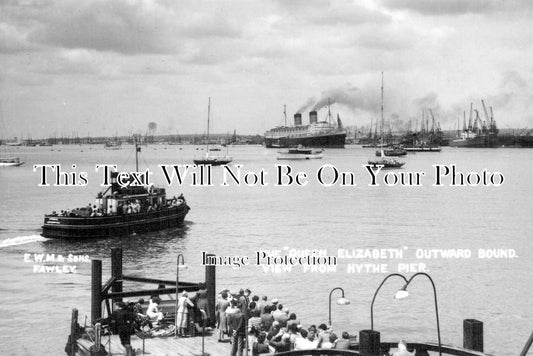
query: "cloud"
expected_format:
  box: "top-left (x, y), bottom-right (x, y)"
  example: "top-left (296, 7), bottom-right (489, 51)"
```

top-left (274, 0), bottom-right (390, 29)
top-left (500, 71), bottom-right (527, 89)
top-left (27, 0), bottom-right (178, 54)
top-left (380, 0), bottom-right (495, 16)
top-left (0, 23), bottom-right (33, 53)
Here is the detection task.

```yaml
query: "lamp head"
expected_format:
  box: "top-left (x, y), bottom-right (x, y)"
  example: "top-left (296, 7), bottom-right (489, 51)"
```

top-left (336, 297), bottom-right (350, 305)
top-left (394, 286), bottom-right (409, 299)
top-left (177, 264), bottom-right (188, 269)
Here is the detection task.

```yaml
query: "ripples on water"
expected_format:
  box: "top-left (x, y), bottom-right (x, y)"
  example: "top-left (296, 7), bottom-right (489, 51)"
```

top-left (0, 144), bottom-right (531, 355)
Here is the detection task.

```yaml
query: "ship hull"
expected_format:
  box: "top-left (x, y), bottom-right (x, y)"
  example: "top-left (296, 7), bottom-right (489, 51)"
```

top-left (265, 133), bottom-right (346, 148)
top-left (449, 135), bottom-right (499, 148)
top-left (41, 205), bottom-right (190, 239)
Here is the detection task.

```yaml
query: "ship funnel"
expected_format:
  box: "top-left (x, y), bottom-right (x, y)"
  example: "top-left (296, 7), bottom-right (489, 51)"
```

top-left (309, 111), bottom-right (318, 124)
top-left (110, 172), bottom-right (120, 193)
top-left (294, 113), bottom-right (302, 126)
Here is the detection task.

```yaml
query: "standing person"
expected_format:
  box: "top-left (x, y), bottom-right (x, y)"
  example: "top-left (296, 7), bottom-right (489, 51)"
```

top-left (257, 296), bottom-right (269, 314)
top-left (237, 289), bottom-right (251, 317)
top-left (176, 292), bottom-right (194, 337)
top-left (260, 305), bottom-right (274, 332)
top-left (195, 283), bottom-right (211, 327)
top-left (216, 291), bottom-right (231, 342)
top-left (227, 300), bottom-right (246, 356)
top-left (113, 302), bottom-right (135, 355)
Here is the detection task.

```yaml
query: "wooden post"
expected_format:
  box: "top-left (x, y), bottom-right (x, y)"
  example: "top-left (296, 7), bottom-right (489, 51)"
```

top-left (91, 259), bottom-right (102, 324)
top-left (463, 319), bottom-right (483, 352)
top-left (111, 248), bottom-right (123, 303)
top-left (359, 329), bottom-right (380, 356)
top-left (67, 308), bottom-right (79, 356)
top-left (205, 253), bottom-right (216, 327)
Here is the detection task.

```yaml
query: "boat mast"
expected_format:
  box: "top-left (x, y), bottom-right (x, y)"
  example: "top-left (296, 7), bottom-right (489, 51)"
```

top-left (327, 98), bottom-right (332, 124)
top-left (135, 135), bottom-right (139, 172)
top-left (283, 104), bottom-right (287, 127)
top-left (380, 72), bottom-right (384, 151)
top-left (207, 97), bottom-right (211, 152)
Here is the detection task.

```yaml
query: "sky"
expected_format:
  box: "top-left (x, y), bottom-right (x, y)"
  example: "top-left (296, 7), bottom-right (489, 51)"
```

top-left (1, 0), bottom-right (533, 138)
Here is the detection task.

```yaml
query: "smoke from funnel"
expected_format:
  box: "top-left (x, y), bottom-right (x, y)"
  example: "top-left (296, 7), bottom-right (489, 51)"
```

top-left (297, 83), bottom-right (381, 114)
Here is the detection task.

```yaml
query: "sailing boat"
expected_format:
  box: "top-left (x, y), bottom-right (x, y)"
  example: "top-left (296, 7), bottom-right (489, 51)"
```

top-left (193, 97), bottom-right (232, 166)
top-left (0, 100), bottom-right (24, 167)
top-left (368, 73), bottom-right (405, 169)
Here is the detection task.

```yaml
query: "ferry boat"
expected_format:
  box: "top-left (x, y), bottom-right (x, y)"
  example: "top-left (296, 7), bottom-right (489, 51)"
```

top-left (277, 146), bottom-right (323, 160)
top-left (41, 142), bottom-right (190, 239)
top-left (265, 107), bottom-right (346, 148)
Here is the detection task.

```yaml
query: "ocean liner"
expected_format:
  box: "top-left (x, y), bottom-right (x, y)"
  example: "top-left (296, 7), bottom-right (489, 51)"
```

top-left (265, 108), bottom-right (346, 148)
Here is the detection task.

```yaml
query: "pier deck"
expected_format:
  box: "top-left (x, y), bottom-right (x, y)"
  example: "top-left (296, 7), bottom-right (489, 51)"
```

top-left (78, 331), bottom-right (230, 356)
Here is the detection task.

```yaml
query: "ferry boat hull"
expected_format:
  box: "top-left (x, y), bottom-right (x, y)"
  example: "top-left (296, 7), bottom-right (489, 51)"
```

top-left (42, 204), bottom-right (190, 239)
top-left (193, 156), bottom-right (232, 166)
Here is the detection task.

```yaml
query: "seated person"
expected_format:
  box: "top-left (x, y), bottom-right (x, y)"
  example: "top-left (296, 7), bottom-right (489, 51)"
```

top-left (334, 331), bottom-right (351, 349)
top-left (392, 340), bottom-right (415, 356)
top-left (146, 297), bottom-right (164, 323)
top-left (252, 332), bottom-right (270, 356)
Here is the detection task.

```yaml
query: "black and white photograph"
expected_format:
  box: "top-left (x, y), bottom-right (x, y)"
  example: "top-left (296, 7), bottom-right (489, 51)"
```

top-left (0, 1), bottom-right (532, 355)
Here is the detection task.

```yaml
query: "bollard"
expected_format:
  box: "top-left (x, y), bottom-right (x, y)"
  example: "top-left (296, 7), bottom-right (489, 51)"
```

top-left (359, 329), bottom-right (380, 356)
top-left (94, 323), bottom-right (102, 351)
top-left (463, 319), bottom-right (483, 352)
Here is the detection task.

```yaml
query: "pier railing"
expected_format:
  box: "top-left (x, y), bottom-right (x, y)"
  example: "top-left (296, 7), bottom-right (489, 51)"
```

top-left (272, 343), bottom-right (492, 356)
top-left (90, 248), bottom-right (216, 323)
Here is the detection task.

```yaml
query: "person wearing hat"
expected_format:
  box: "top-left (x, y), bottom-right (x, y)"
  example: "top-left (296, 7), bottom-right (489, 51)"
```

top-left (216, 291), bottom-right (231, 342)
top-left (176, 291), bottom-right (194, 337)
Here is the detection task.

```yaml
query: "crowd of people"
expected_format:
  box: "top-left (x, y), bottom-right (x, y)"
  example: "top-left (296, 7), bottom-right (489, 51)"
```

top-left (97, 285), bottom-right (417, 356)
top-left (215, 288), bottom-right (357, 356)
top-left (49, 194), bottom-right (185, 218)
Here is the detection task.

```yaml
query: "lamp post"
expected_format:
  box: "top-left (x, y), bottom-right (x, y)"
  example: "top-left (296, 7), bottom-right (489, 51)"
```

top-left (175, 254), bottom-right (187, 338)
top-left (394, 272), bottom-right (442, 356)
top-left (370, 273), bottom-right (408, 331)
top-left (328, 287), bottom-right (350, 326)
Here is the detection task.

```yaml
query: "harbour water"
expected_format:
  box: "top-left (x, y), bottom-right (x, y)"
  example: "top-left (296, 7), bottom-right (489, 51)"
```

top-left (0, 144), bottom-right (531, 355)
